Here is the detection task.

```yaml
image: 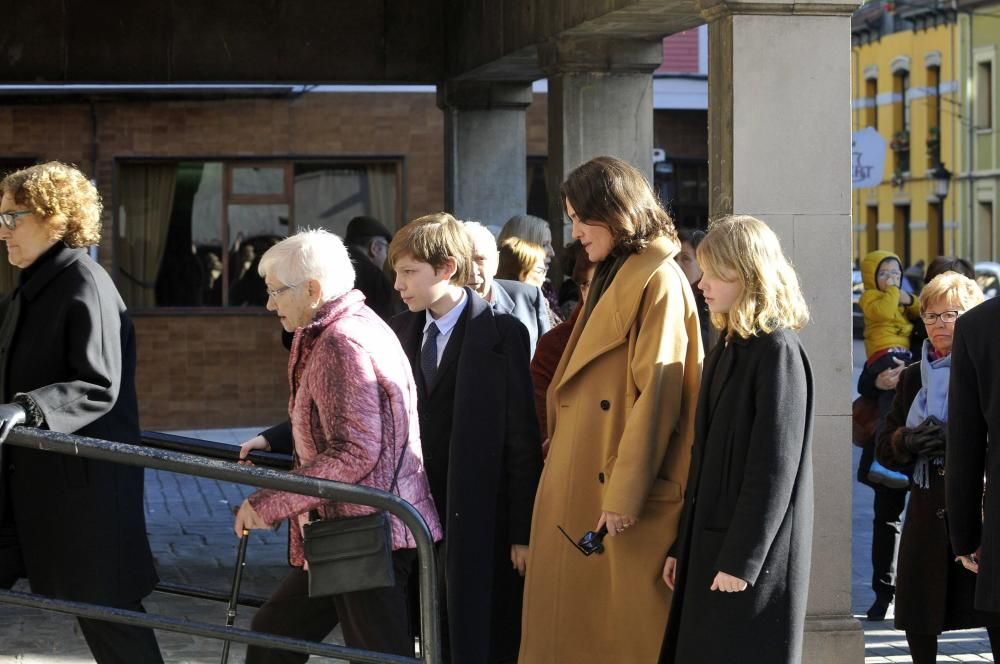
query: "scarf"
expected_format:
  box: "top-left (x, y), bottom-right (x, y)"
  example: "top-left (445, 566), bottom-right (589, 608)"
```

top-left (905, 339), bottom-right (950, 489)
top-left (581, 250), bottom-right (629, 325)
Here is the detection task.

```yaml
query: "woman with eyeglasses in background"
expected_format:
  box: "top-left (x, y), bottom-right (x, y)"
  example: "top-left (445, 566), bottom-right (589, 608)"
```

top-left (0, 162), bottom-right (163, 663)
top-left (874, 271), bottom-right (998, 663)
top-left (497, 237), bottom-right (562, 326)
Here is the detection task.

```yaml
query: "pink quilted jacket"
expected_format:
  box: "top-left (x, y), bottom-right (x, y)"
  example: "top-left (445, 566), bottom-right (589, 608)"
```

top-left (248, 289), bottom-right (442, 567)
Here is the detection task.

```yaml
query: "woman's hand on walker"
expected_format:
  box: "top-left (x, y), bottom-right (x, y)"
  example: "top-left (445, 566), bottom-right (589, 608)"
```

top-left (710, 571), bottom-right (748, 592)
top-left (238, 435), bottom-right (271, 466)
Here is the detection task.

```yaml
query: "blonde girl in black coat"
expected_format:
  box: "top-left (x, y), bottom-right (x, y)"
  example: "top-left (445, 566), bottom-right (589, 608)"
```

top-left (659, 215), bottom-right (814, 664)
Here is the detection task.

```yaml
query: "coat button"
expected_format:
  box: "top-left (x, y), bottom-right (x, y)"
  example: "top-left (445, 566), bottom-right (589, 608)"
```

top-left (937, 467), bottom-right (946, 476)
top-left (600, 400), bottom-right (611, 410)
top-left (936, 508), bottom-right (946, 519)
top-left (598, 472), bottom-right (605, 483)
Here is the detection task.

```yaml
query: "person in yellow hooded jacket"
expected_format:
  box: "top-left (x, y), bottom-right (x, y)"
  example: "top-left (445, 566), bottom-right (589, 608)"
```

top-left (860, 249), bottom-right (921, 370)
top-left (856, 249), bottom-right (920, 620)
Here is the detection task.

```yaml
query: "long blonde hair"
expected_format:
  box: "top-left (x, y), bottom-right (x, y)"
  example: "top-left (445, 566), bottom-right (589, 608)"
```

top-left (697, 215), bottom-right (809, 339)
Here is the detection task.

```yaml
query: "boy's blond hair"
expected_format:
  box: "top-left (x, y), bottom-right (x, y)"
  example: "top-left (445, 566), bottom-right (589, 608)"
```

top-left (388, 212), bottom-right (472, 286)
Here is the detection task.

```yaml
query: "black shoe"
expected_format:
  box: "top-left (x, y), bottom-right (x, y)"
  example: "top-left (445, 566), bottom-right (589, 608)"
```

top-left (867, 596), bottom-right (894, 621)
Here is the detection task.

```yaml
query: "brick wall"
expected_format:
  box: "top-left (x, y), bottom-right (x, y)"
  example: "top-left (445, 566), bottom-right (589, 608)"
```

top-left (657, 29), bottom-right (701, 75)
top-left (133, 313), bottom-right (290, 430)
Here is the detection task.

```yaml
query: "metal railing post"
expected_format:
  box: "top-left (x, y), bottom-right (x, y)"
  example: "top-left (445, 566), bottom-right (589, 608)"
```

top-left (2, 427), bottom-right (442, 664)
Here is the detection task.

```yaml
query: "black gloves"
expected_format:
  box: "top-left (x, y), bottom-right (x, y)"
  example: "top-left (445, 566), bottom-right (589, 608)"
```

top-left (901, 415), bottom-right (947, 458)
top-left (0, 402), bottom-right (26, 444)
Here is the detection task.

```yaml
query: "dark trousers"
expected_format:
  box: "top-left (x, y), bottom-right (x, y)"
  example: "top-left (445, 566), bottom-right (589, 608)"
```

top-left (0, 521), bottom-right (163, 664)
top-left (247, 548), bottom-right (416, 663)
top-left (871, 483), bottom-right (907, 599)
top-left (858, 418), bottom-right (908, 601)
top-left (906, 619), bottom-right (1000, 663)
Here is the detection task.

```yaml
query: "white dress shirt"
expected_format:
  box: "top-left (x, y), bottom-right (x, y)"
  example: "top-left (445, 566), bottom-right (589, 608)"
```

top-left (422, 290), bottom-right (468, 367)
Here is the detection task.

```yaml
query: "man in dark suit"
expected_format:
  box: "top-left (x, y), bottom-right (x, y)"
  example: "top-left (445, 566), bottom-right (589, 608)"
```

top-left (345, 215), bottom-right (401, 321)
top-left (388, 213), bottom-right (542, 664)
top-left (947, 296), bottom-right (1000, 617)
top-left (464, 221), bottom-right (550, 355)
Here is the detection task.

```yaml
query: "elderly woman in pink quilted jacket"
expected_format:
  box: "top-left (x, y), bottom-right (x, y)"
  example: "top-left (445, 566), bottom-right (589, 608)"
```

top-left (234, 229), bottom-right (442, 663)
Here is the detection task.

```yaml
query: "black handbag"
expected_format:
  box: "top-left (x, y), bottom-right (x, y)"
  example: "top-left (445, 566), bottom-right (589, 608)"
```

top-left (301, 445), bottom-right (406, 597)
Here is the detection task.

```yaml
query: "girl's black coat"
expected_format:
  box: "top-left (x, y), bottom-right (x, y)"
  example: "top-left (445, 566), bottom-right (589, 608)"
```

top-left (660, 328), bottom-right (814, 664)
top-left (0, 244), bottom-right (157, 605)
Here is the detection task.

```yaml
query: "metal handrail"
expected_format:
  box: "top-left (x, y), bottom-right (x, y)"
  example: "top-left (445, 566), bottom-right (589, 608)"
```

top-left (141, 429), bottom-right (294, 469)
top-left (2, 426), bottom-right (441, 664)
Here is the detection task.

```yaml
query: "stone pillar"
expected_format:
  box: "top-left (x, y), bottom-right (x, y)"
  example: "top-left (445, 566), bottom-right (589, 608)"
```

top-left (703, 5), bottom-right (863, 661)
top-left (437, 81), bottom-right (533, 227)
top-left (539, 37), bottom-right (661, 263)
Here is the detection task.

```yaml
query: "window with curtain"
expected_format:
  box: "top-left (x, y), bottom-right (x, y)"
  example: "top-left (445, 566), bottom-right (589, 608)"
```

top-left (293, 162), bottom-right (399, 238)
top-left (116, 158), bottom-right (401, 309)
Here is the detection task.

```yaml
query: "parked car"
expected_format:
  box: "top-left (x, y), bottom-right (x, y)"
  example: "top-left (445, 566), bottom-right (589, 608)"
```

top-left (976, 261), bottom-right (1000, 299)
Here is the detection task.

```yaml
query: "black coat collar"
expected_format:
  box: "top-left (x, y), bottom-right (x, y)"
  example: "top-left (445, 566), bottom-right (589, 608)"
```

top-left (18, 243), bottom-right (87, 302)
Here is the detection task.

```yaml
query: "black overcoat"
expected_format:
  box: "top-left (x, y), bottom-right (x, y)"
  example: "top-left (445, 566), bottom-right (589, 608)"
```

top-left (391, 289), bottom-right (542, 664)
top-left (660, 328), bottom-right (814, 664)
top-left (947, 296), bottom-right (1000, 612)
top-left (0, 243), bottom-right (157, 605)
top-left (877, 362), bottom-right (984, 633)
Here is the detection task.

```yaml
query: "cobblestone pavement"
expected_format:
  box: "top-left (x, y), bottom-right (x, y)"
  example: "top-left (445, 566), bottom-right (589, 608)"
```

top-left (0, 399), bottom-right (996, 662)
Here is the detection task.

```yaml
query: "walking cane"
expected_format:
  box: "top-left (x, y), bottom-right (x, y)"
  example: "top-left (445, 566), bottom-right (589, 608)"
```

top-left (221, 528), bottom-right (250, 664)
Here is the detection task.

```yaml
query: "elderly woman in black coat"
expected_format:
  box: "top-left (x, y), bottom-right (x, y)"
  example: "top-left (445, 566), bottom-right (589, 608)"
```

top-left (876, 271), bottom-right (999, 662)
top-left (659, 215), bottom-right (814, 664)
top-left (0, 162), bottom-right (162, 663)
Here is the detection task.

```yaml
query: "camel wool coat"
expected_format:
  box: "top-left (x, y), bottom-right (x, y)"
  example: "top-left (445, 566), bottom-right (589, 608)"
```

top-left (519, 236), bottom-right (703, 663)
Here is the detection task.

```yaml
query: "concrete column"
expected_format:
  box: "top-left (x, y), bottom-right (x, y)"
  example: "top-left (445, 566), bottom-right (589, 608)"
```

top-left (437, 81), bottom-right (533, 227)
top-left (704, 5), bottom-right (863, 662)
top-left (539, 37), bottom-right (661, 254)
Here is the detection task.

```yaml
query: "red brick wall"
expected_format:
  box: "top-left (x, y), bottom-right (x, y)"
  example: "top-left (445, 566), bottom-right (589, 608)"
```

top-left (133, 313), bottom-right (289, 429)
top-left (657, 29), bottom-right (700, 74)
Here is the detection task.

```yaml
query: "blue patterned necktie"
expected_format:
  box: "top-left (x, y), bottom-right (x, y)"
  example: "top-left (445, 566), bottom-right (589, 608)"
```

top-left (420, 322), bottom-right (440, 391)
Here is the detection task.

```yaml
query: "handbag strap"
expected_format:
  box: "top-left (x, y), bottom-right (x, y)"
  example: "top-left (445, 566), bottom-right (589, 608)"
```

top-left (387, 442), bottom-right (407, 497)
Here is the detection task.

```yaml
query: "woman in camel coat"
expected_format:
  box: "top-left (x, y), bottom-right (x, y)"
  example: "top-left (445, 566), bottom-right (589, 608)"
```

top-left (519, 156), bottom-right (703, 663)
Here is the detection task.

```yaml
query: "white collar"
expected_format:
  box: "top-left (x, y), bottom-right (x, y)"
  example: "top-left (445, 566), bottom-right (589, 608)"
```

top-left (424, 289), bottom-right (467, 336)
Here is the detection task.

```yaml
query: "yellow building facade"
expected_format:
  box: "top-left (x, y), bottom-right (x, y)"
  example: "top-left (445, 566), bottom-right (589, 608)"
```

top-left (852, 15), bottom-right (959, 267)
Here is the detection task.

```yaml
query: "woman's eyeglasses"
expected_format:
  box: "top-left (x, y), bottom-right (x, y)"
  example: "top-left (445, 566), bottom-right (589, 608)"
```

top-left (0, 210), bottom-right (32, 230)
top-left (920, 310), bottom-right (960, 325)
top-left (265, 282), bottom-right (301, 299)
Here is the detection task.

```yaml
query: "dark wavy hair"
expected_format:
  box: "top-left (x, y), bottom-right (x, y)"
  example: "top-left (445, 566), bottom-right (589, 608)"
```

top-left (560, 156), bottom-right (677, 256)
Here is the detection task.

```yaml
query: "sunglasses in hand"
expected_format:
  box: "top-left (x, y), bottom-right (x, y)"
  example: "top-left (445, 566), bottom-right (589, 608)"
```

top-left (557, 524), bottom-right (608, 556)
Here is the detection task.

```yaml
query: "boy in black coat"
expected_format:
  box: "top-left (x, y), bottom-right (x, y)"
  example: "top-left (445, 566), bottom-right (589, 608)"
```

top-left (388, 212), bottom-right (542, 664)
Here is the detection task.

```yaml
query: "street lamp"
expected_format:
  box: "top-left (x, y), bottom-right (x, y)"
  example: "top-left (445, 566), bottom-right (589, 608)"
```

top-left (930, 163), bottom-right (951, 201)
top-left (929, 163), bottom-right (952, 255)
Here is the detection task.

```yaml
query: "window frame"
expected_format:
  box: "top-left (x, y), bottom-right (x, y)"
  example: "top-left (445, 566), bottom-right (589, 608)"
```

top-left (113, 154), bottom-right (406, 314)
